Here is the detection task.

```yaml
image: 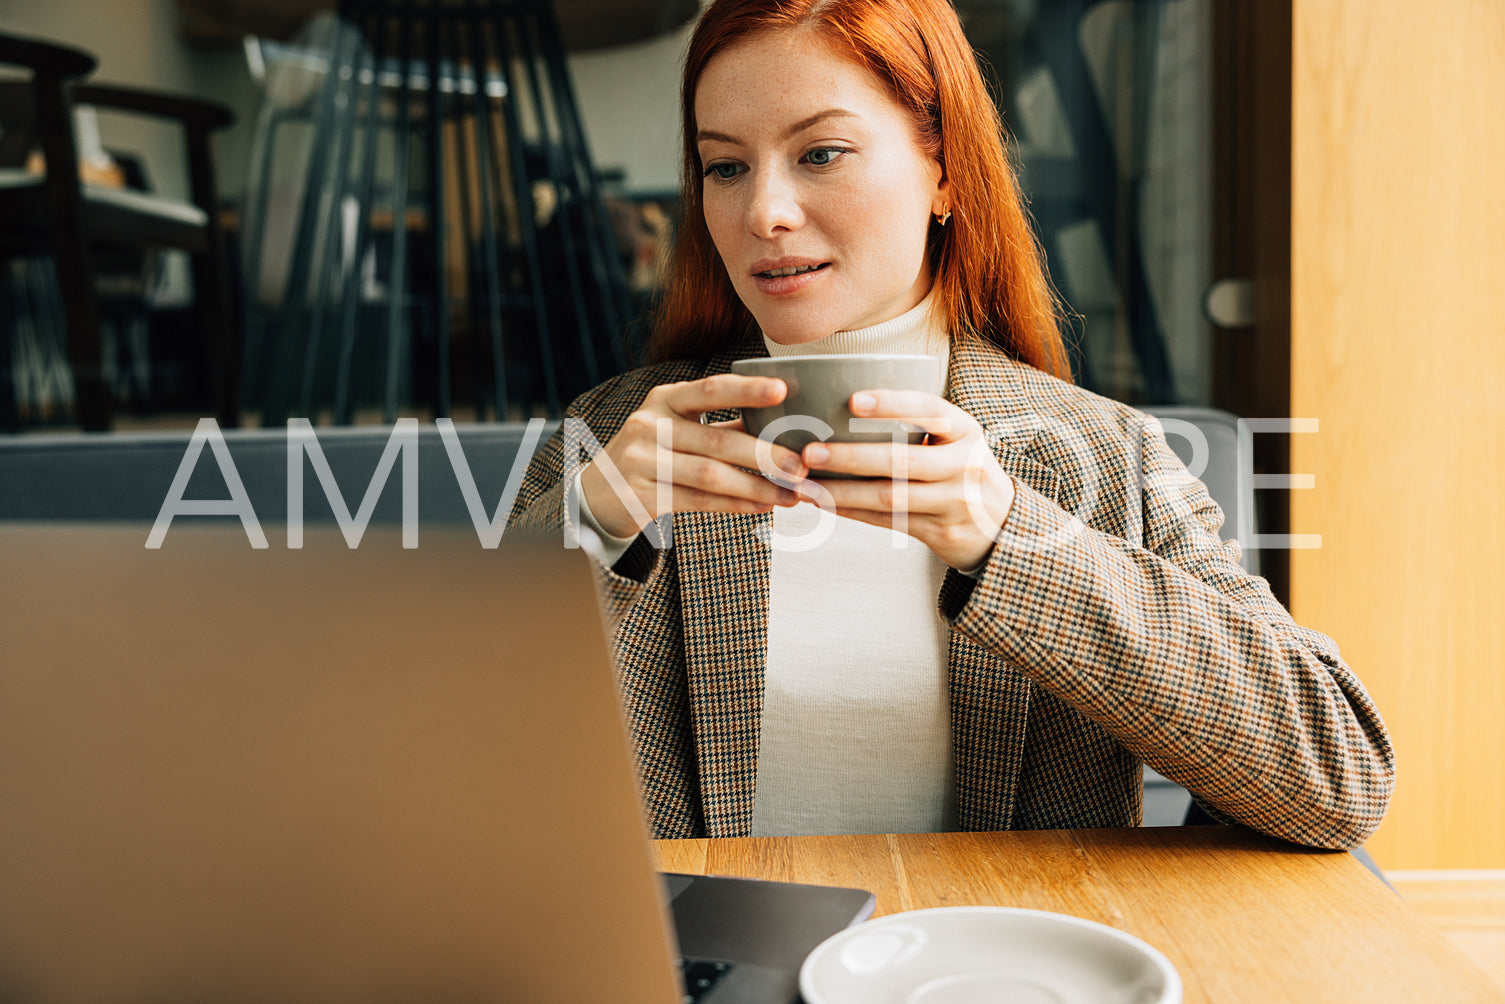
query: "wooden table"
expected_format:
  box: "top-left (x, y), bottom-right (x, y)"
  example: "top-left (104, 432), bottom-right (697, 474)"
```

top-left (654, 825), bottom-right (1505, 1003)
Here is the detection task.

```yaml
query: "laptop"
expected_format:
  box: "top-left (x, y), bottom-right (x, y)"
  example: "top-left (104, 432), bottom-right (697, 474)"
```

top-left (0, 524), bottom-right (873, 1004)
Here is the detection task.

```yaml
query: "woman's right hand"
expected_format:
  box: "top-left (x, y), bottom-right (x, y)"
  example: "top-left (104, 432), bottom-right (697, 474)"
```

top-left (579, 374), bottom-right (809, 539)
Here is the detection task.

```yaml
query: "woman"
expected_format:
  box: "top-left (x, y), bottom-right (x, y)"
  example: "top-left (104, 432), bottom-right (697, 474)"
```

top-left (511, 0), bottom-right (1393, 849)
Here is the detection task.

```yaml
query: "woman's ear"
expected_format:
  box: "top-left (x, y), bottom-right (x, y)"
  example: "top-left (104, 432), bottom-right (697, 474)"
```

top-left (931, 175), bottom-right (953, 218)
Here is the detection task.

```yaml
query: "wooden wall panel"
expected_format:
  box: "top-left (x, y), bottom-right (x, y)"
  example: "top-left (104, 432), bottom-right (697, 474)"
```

top-left (1289, 0), bottom-right (1505, 869)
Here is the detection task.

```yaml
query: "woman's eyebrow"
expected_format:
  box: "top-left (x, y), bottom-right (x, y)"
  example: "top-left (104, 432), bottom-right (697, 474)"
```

top-left (696, 128), bottom-right (741, 146)
top-left (781, 108), bottom-right (859, 139)
top-left (696, 109), bottom-right (860, 147)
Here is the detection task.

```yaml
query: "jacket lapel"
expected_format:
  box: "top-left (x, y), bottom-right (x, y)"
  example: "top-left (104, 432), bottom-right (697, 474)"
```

top-left (677, 337), bottom-right (772, 837)
top-left (944, 339), bottom-right (1064, 830)
top-left (676, 511), bottom-right (770, 837)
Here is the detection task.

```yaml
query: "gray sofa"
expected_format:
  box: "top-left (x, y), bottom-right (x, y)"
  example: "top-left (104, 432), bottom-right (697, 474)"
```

top-left (0, 421), bottom-right (558, 529)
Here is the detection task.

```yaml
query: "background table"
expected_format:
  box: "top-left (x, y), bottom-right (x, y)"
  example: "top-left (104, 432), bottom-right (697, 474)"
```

top-left (654, 825), bottom-right (1505, 1003)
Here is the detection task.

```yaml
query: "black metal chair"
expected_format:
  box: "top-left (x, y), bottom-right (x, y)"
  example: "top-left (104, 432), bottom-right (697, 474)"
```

top-left (241, 0), bottom-right (631, 428)
top-left (0, 30), bottom-right (239, 433)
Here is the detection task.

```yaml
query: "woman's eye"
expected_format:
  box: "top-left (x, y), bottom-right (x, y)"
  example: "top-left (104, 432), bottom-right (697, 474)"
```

top-left (702, 162), bottom-right (744, 181)
top-left (803, 147), bottom-right (847, 167)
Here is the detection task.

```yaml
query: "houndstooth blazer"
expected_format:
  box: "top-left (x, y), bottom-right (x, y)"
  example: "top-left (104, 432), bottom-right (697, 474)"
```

top-left (509, 332), bottom-right (1394, 850)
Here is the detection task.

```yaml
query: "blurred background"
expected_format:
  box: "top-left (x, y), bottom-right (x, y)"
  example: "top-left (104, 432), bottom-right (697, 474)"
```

top-left (1, 0), bottom-right (1241, 432)
top-left (1, 0), bottom-right (1501, 962)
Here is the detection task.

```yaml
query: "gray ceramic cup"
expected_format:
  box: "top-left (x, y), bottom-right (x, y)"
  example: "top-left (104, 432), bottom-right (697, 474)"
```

top-left (730, 354), bottom-right (946, 477)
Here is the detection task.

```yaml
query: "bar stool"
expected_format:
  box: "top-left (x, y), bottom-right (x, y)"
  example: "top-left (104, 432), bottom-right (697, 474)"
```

top-left (243, 0), bottom-right (631, 426)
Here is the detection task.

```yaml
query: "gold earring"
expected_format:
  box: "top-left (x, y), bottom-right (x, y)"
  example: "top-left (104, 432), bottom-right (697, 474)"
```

top-left (937, 206), bottom-right (951, 226)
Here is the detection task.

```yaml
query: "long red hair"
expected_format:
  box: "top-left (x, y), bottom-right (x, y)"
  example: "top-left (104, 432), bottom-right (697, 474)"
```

top-left (648, 0), bottom-right (1070, 381)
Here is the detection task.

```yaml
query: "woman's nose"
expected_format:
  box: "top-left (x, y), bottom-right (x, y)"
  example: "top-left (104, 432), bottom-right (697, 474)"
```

top-left (745, 169), bottom-right (804, 237)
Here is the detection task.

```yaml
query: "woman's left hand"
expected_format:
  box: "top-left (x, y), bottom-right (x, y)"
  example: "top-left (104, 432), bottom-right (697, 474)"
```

top-left (793, 390), bottom-right (1015, 571)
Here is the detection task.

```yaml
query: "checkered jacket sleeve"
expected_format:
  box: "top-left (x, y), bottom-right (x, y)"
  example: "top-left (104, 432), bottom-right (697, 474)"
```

top-left (939, 392), bottom-right (1394, 850)
top-left (508, 361), bottom-right (704, 626)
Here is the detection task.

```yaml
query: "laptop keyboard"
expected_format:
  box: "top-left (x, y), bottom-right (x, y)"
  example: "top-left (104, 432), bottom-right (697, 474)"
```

top-left (678, 957), bottom-right (734, 1002)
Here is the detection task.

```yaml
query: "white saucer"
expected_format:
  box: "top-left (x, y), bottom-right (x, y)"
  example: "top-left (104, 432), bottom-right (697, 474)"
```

top-left (799, 906), bottom-right (1181, 1004)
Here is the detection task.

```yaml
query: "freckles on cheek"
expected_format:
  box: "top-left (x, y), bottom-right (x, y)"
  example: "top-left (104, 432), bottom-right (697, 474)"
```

top-left (842, 175), bottom-right (925, 238)
top-left (844, 187), bottom-right (885, 217)
top-left (701, 200), bottom-right (738, 260)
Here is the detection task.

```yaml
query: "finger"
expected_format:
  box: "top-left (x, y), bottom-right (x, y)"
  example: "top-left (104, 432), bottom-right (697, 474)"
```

top-left (815, 478), bottom-right (949, 518)
top-left (672, 415), bottom-right (808, 482)
top-left (802, 438), bottom-right (965, 481)
top-left (660, 373), bottom-right (788, 419)
top-left (847, 389), bottom-right (975, 443)
top-left (666, 450), bottom-right (801, 508)
top-left (818, 472), bottom-right (1008, 530)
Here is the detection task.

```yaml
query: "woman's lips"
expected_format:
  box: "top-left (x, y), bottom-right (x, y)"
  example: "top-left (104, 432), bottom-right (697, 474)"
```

top-left (751, 261), bottom-right (831, 296)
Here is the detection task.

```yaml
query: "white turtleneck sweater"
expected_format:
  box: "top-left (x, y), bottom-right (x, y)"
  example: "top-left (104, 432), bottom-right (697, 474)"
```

top-left (577, 293), bottom-right (958, 835)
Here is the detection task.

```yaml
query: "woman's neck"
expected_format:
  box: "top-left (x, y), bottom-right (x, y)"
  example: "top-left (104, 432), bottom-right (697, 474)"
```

top-left (762, 289), bottom-right (948, 359)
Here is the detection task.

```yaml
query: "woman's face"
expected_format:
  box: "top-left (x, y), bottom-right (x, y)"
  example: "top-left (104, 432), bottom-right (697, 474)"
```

top-left (694, 30), bottom-right (949, 345)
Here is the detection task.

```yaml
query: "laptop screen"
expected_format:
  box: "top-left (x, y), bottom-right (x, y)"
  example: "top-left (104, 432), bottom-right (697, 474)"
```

top-left (0, 525), bottom-right (681, 1004)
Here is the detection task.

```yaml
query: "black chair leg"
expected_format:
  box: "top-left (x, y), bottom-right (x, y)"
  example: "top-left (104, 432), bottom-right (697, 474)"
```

top-left (52, 248), bottom-right (110, 432)
top-left (186, 119), bottom-right (240, 430)
top-left (190, 249), bottom-right (239, 429)
top-left (0, 266), bottom-right (20, 433)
